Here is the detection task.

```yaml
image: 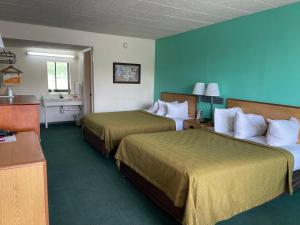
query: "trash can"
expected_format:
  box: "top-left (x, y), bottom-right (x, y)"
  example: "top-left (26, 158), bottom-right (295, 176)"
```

top-left (73, 113), bottom-right (83, 126)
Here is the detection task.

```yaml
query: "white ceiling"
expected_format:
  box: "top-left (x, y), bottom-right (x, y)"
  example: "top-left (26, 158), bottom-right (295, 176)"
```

top-left (0, 0), bottom-right (298, 39)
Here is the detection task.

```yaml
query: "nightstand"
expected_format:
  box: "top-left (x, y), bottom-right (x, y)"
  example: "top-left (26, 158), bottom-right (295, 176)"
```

top-left (183, 119), bottom-right (214, 130)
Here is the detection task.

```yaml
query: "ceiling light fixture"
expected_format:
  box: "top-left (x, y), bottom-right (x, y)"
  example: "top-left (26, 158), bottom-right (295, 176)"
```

top-left (26, 51), bottom-right (75, 59)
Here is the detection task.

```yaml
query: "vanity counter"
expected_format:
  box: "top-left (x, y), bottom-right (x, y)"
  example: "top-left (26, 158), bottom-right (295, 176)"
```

top-left (0, 95), bottom-right (40, 137)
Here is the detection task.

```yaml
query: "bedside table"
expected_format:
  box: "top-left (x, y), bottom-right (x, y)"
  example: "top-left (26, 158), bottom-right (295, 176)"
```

top-left (183, 119), bottom-right (214, 130)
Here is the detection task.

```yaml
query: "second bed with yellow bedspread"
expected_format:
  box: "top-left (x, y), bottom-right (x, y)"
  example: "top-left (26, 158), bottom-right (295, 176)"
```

top-left (83, 110), bottom-right (176, 153)
top-left (116, 129), bottom-right (294, 225)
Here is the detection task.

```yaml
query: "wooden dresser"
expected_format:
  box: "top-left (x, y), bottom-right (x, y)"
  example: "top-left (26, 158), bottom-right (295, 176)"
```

top-left (0, 131), bottom-right (49, 225)
top-left (0, 95), bottom-right (40, 138)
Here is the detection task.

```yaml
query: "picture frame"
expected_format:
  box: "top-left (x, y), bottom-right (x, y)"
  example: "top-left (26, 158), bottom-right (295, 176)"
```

top-left (113, 62), bottom-right (141, 84)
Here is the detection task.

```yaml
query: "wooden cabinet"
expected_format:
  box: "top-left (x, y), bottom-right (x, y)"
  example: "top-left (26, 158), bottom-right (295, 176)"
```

top-left (183, 119), bottom-right (214, 130)
top-left (0, 131), bottom-right (49, 225)
top-left (0, 95), bottom-right (40, 138)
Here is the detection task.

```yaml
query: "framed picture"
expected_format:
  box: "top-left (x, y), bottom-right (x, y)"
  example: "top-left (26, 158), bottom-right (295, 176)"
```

top-left (113, 62), bottom-right (141, 84)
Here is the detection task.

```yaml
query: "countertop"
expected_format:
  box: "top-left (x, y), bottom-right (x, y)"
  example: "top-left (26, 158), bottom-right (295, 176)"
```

top-left (0, 95), bottom-right (40, 106)
top-left (0, 131), bottom-right (45, 169)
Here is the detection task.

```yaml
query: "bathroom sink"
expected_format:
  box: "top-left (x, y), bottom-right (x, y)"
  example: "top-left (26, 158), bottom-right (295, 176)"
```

top-left (43, 95), bottom-right (83, 106)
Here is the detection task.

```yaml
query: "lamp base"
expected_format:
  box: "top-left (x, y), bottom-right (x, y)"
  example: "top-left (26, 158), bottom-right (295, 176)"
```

top-left (210, 97), bottom-right (214, 121)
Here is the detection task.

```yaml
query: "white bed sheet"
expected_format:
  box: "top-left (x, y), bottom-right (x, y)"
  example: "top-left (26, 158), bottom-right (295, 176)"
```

top-left (220, 131), bottom-right (300, 171)
top-left (277, 144), bottom-right (300, 171)
top-left (146, 111), bottom-right (188, 131)
top-left (171, 117), bottom-right (189, 131)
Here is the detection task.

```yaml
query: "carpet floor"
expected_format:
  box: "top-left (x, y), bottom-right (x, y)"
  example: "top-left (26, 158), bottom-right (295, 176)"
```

top-left (41, 123), bottom-right (300, 225)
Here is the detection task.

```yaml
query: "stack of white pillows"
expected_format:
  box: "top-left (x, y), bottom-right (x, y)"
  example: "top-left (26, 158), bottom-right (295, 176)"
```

top-left (146, 101), bottom-right (300, 147)
top-left (146, 99), bottom-right (189, 119)
top-left (214, 107), bottom-right (300, 147)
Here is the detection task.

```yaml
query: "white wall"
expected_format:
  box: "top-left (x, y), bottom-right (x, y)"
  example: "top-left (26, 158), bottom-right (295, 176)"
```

top-left (0, 47), bottom-right (80, 99)
top-left (0, 21), bottom-right (155, 112)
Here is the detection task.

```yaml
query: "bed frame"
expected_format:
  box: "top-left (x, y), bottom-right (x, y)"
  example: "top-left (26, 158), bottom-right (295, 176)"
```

top-left (83, 92), bottom-right (197, 156)
top-left (120, 98), bottom-right (300, 222)
top-left (82, 126), bottom-right (117, 156)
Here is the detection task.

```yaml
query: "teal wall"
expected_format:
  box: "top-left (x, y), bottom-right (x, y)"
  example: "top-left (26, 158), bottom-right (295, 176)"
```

top-left (155, 3), bottom-right (300, 116)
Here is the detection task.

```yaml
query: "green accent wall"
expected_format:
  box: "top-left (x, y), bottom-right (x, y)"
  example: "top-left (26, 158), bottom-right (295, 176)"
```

top-left (155, 3), bottom-right (300, 116)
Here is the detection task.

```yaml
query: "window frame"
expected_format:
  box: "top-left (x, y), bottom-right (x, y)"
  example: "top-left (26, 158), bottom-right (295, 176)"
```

top-left (47, 61), bottom-right (70, 93)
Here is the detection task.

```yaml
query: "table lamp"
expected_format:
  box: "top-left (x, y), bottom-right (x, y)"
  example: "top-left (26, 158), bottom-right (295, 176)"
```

top-left (193, 82), bottom-right (205, 120)
top-left (205, 83), bottom-right (220, 120)
top-left (192, 82), bottom-right (205, 96)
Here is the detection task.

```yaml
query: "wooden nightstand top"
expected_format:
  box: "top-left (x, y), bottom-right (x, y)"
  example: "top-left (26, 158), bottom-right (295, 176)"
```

top-left (183, 119), bottom-right (214, 130)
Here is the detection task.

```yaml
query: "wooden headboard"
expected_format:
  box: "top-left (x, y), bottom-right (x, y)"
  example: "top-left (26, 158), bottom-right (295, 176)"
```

top-left (161, 92), bottom-right (197, 118)
top-left (227, 98), bottom-right (300, 142)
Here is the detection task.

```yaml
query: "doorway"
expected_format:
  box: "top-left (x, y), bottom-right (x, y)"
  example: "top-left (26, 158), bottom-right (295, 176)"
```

top-left (83, 49), bottom-right (93, 114)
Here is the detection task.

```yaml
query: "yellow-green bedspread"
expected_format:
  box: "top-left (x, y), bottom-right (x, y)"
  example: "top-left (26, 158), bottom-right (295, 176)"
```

top-left (83, 110), bottom-right (176, 153)
top-left (115, 128), bottom-right (294, 225)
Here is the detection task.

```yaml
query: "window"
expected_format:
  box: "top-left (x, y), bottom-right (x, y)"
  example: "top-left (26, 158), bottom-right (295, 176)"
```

top-left (47, 62), bottom-right (70, 92)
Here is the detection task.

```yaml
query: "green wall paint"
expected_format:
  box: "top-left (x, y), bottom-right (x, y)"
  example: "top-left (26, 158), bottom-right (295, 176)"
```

top-left (155, 3), bottom-right (300, 116)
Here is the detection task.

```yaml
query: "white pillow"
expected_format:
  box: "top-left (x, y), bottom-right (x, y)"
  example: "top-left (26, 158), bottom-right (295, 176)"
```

top-left (214, 107), bottom-right (242, 133)
top-left (156, 99), bottom-right (177, 116)
top-left (166, 101), bottom-right (189, 118)
top-left (266, 117), bottom-right (300, 146)
top-left (145, 101), bottom-right (159, 113)
top-left (234, 112), bottom-right (267, 139)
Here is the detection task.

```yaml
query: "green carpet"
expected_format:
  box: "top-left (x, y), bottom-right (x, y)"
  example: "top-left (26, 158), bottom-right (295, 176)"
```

top-left (41, 124), bottom-right (300, 225)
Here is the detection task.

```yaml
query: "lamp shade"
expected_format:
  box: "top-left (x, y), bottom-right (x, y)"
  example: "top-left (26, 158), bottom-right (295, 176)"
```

top-left (192, 82), bottom-right (205, 95)
top-left (205, 83), bottom-right (220, 97)
top-left (0, 34), bottom-right (4, 49)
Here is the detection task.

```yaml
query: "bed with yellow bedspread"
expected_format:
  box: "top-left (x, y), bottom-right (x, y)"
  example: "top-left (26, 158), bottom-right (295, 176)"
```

top-left (115, 128), bottom-right (294, 225)
top-left (83, 110), bottom-right (176, 153)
